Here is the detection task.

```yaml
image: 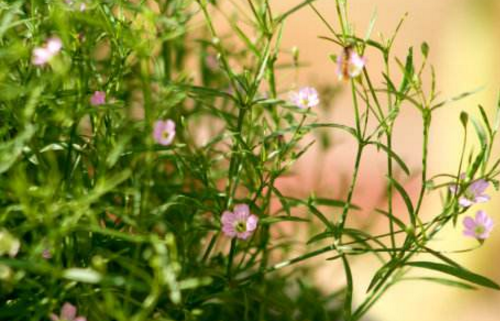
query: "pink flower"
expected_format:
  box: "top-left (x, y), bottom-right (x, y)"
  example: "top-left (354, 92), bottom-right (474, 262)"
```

top-left (50, 302), bottom-right (86, 321)
top-left (463, 210), bottom-right (494, 240)
top-left (153, 119), bottom-right (176, 146)
top-left (289, 87), bottom-right (320, 109)
top-left (42, 248), bottom-right (52, 259)
top-left (450, 178), bottom-right (490, 208)
top-left (336, 46), bottom-right (365, 81)
top-left (90, 91), bottom-right (106, 106)
top-left (32, 37), bottom-right (62, 66)
top-left (65, 0), bottom-right (86, 11)
top-left (221, 204), bottom-right (259, 240)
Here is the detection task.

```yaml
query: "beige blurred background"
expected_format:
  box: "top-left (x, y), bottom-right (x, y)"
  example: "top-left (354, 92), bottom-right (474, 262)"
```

top-left (267, 0), bottom-right (500, 320)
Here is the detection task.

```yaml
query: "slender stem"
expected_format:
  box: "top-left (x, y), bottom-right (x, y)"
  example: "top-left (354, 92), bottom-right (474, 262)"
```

top-left (226, 238), bottom-right (237, 280)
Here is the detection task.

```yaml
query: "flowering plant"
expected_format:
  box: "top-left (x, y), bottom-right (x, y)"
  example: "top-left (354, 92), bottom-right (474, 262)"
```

top-left (0, 1), bottom-right (499, 321)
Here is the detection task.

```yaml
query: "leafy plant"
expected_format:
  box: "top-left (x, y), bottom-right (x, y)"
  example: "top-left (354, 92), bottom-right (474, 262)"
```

top-left (0, 1), bottom-right (499, 321)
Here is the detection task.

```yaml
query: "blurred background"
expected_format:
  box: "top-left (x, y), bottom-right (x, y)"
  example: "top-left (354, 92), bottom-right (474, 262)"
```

top-left (268, 0), bottom-right (500, 320)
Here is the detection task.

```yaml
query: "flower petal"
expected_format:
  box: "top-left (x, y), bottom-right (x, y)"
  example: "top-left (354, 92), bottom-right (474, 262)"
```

top-left (474, 195), bottom-right (490, 204)
top-left (458, 197), bottom-right (473, 207)
top-left (463, 229), bottom-right (477, 238)
top-left (61, 303), bottom-right (77, 320)
top-left (463, 216), bottom-right (476, 229)
top-left (237, 231), bottom-right (252, 240)
top-left (246, 215), bottom-right (259, 232)
top-left (222, 225), bottom-right (236, 238)
top-left (475, 210), bottom-right (488, 224)
top-left (233, 204), bottom-right (250, 220)
top-left (46, 37), bottom-right (62, 54)
top-left (221, 211), bottom-right (235, 225)
top-left (49, 314), bottom-right (60, 321)
top-left (470, 179), bottom-right (489, 194)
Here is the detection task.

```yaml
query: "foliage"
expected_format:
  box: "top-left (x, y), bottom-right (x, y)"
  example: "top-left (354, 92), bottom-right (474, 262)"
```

top-left (0, 1), bottom-right (499, 321)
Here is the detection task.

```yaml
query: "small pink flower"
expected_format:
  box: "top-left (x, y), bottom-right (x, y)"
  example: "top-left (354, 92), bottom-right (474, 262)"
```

top-left (32, 37), bottom-right (62, 66)
top-left (336, 46), bottom-right (365, 81)
top-left (289, 87), bottom-right (320, 109)
top-left (221, 204), bottom-right (259, 240)
top-left (463, 210), bottom-right (494, 240)
top-left (42, 248), bottom-right (52, 259)
top-left (450, 177), bottom-right (490, 208)
top-left (90, 91), bottom-right (106, 106)
top-left (65, 0), bottom-right (86, 11)
top-left (50, 302), bottom-right (86, 321)
top-left (153, 119), bottom-right (176, 146)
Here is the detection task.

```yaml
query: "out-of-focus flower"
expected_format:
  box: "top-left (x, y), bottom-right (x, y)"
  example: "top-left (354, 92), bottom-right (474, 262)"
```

top-left (153, 119), bottom-right (176, 146)
top-left (0, 230), bottom-right (20, 257)
top-left (450, 178), bottom-right (490, 207)
top-left (0, 264), bottom-right (13, 281)
top-left (32, 37), bottom-right (62, 66)
top-left (336, 46), bottom-right (365, 80)
top-left (289, 87), bottom-right (320, 109)
top-left (65, 0), bottom-right (86, 11)
top-left (90, 91), bottom-right (106, 106)
top-left (50, 303), bottom-right (86, 321)
top-left (42, 248), bottom-right (52, 259)
top-left (221, 204), bottom-right (259, 240)
top-left (205, 54), bottom-right (219, 70)
top-left (463, 210), bottom-right (494, 240)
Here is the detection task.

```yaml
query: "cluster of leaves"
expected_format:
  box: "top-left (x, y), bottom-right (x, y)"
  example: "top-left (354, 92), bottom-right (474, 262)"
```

top-left (0, 1), bottom-right (499, 321)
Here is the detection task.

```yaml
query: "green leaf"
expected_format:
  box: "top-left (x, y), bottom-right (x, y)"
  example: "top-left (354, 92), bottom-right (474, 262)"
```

top-left (314, 197), bottom-right (361, 210)
top-left (366, 258), bottom-right (399, 292)
top-left (341, 255), bottom-right (354, 320)
top-left (307, 230), bottom-right (334, 244)
top-left (0, 125), bottom-right (35, 174)
top-left (398, 47), bottom-right (414, 94)
top-left (307, 203), bottom-right (335, 231)
top-left (63, 268), bottom-right (102, 284)
top-left (367, 141), bottom-right (410, 175)
top-left (401, 277), bottom-right (477, 290)
top-left (431, 87), bottom-right (483, 111)
top-left (260, 215), bottom-right (309, 225)
top-left (386, 176), bottom-right (415, 225)
top-left (406, 261), bottom-right (500, 290)
top-left (470, 116), bottom-right (488, 147)
top-left (374, 208), bottom-right (407, 231)
top-left (478, 105), bottom-right (493, 138)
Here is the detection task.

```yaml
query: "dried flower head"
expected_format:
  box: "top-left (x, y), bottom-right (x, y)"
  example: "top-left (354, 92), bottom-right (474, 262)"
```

top-left (221, 204), bottom-right (259, 240)
top-left (336, 46), bottom-right (365, 81)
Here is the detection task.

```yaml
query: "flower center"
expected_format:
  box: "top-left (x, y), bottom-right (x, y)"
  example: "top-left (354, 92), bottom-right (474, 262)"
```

top-left (464, 189), bottom-right (475, 201)
top-left (234, 221), bottom-right (246, 233)
top-left (162, 130), bottom-right (170, 139)
top-left (474, 225), bottom-right (485, 236)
